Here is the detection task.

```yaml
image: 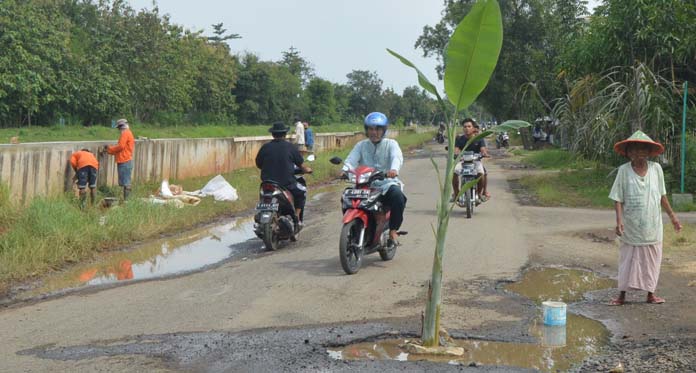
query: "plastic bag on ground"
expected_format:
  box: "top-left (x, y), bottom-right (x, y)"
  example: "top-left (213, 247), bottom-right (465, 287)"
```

top-left (187, 175), bottom-right (239, 202)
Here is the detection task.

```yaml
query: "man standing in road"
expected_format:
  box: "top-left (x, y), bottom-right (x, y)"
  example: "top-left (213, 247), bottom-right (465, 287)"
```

top-left (343, 112), bottom-right (406, 246)
top-left (105, 118), bottom-right (135, 201)
top-left (256, 122), bottom-right (313, 224)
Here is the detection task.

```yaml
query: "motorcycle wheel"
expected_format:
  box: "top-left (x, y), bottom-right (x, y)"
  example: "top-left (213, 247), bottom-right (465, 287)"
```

top-left (504, 141), bottom-right (509, 148)
top-left (379, 229), bottom-right (397, 261)
top-left (339, 219), bottom-right (364, 274)
top-left (262, 222), bottom-right (279, 251)
top-left (465, 189), bottom-right (473, 219)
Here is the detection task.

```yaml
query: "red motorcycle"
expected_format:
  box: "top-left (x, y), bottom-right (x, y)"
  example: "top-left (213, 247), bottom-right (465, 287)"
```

top-left (330, 157), bottom-right (397, 274)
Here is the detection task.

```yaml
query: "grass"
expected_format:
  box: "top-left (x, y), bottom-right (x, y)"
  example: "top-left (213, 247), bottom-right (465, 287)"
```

top-left (0, 131), bottom-right (433, 290)
top-left (0, 123), bottom-right (367, 144)
top-left (518, 167), bottom-right (615, 208)
top-left (513, 148), bottom-right (696, 212)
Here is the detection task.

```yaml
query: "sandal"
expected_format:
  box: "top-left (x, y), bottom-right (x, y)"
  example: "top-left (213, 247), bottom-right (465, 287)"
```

top-left (647, 295), bottom-right (665, 304)
top-left (608, 298), bottom-right (625, 306)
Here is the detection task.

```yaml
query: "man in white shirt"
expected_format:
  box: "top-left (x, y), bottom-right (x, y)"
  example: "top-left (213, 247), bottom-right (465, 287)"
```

top-left (294, 117), bottom-right (305, 150)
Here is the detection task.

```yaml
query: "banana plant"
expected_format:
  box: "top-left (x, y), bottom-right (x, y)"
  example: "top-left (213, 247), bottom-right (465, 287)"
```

top-left (389, 0), bottom-right (530, 347)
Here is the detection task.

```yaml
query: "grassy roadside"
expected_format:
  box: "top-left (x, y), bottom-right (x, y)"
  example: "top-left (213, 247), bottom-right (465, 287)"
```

top-left (0, 131), bottom-right (433, 292)
top-left (0, 123), bottom-right (367, 144)
top-left (511, 148), bottom-right (696, 211)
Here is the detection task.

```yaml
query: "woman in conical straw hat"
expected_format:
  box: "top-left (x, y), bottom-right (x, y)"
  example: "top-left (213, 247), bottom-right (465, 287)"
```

top-left (608, 130), bottom-right (682, 306)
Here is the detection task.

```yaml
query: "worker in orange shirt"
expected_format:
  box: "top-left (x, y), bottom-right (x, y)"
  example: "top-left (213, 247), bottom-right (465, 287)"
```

top-left (70, 148), bottom-right (99, 208)
top-left (104, 118), bottom-right (135, 200)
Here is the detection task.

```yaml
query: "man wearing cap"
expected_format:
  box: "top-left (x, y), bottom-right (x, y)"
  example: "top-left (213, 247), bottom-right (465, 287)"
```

top-left (105, 118), bottom-right (135, 200)
top-left (255, 122), bottom-right (313, 223)
top-left (608, 130), bottom-right (682, 306)
top-left (70, 148), bottom-right (99, 208)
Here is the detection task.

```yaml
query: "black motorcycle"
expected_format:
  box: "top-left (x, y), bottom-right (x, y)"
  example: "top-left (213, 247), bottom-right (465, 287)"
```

top-left (253, 168), bottom-right (308, 250)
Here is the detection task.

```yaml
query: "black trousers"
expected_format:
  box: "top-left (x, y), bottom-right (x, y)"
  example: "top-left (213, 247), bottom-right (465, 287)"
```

top-left (382, 185), bottom-right (407, 231)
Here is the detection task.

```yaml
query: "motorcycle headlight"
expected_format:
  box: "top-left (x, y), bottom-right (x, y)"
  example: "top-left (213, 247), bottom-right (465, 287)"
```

top-left (357, 171), bottom-right (373, 184)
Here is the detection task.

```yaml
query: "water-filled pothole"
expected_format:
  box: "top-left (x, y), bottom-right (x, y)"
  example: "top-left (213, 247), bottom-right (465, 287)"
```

top-left (328, 314), bottom-right (608, 371)
top-left (21, 217), bottom-right (258, 299)
top-left (505, 267), bottom-right (616, 303)
top-left (329, 267), bottom-right (615, 370)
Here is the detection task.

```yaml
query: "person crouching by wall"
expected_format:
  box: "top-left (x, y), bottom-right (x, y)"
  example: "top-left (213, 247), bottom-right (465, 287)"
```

top-left (70, 148), bottom-right (99, 209)
top-left (104, 118), bottom-right (135, 201)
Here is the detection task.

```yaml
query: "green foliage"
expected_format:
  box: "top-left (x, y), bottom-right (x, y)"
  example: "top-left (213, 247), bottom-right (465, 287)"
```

top-left (519, 167), bottom-right (615, 208)
top-left (305, 78), bottom-right (337, 125)
top-left (444, 0), bottom-right (502, 111)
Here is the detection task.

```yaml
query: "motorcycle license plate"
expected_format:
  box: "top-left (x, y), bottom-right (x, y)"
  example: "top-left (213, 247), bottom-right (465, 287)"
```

top-left (459, 167), bottom-right (476, 175)
top-left (344, 189), bottom-right (370, 199)
top-left (255, 202), bottom-right (279, 211)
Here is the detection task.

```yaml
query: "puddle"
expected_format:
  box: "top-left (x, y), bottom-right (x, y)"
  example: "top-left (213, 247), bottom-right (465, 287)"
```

top-left (22, 218), bottom-right (258, 299)
top-left (328, 314), bottom-right (609, 372)
top-left (505, 267), bottom-right (616, 304)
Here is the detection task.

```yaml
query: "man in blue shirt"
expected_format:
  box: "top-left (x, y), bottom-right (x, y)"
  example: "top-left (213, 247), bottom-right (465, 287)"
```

top-left (343, 112), bottom-right (406, 245)
top-left (304, 121), bottom-right (314, 152)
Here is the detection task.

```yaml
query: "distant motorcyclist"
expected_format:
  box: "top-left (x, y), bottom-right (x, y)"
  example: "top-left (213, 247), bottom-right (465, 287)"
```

top-left (343, 112), bottom-right (406, 245)
top-left (255, 122), bottom-right (312, 223)
top-left (451, 118), bottom-right (490, 202)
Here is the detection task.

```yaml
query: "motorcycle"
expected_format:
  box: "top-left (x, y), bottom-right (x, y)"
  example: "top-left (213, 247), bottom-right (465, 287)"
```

top-left (496, 131), bottom-right (510, 149)
top-left (436, 129), bottom-right (445, 144)
top-left (455, 151), bottom-right (483, 219)
top-left (253, 167), bottom-right (309, 251)
top-left (330, 157), bottom-right (399, 274)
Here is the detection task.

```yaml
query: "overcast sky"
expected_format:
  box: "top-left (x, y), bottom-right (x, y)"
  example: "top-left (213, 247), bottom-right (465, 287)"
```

top-left (129, 0), bottom-right (601, 94)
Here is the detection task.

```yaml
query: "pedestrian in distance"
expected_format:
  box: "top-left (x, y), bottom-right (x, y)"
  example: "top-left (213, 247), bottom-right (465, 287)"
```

top-left (104, 118), bottom-right (135, 201)
top-left (70, 148), bottom-right (99, 209)
top-left (608, 130), bottom-right (682, 306)
top-left (294, 117), bottom-right (306, 152)
top-left (304, 121), bottom-right (314, 152)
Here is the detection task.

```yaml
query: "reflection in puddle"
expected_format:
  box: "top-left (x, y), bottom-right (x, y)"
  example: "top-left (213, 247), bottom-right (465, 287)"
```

top-left (26, 218), bottom-right (257, 298)
top-left (505, 267), bottom-right (616, 304)
top-left (328, 314), bottom-right (608, 372)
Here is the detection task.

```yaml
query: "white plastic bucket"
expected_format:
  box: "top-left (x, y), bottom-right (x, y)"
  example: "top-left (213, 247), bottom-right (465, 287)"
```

top-left (542, 301), bottom-right (567, 326)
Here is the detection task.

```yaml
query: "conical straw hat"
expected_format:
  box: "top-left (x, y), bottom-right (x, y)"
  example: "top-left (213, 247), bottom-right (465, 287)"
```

top-left (613, 130), bottom-right (664, 156)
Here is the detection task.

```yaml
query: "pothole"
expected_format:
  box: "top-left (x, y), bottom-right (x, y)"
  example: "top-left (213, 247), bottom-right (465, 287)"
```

top-left (327, 314), bottom-right (608, 371)
top-left (329, 267), bottom-right (616, 371)
top-left (17, 217), bottom-right (259, 300)
top-left (505, 267), bottom-right (616, 304)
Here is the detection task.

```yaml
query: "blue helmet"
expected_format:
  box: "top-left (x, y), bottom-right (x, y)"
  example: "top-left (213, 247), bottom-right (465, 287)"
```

top-left (364, 112), bottom-right (388, 137)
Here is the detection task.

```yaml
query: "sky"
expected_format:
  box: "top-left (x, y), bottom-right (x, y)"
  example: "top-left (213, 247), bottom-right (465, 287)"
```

top-left (129, 0), bottom-right (602, 94)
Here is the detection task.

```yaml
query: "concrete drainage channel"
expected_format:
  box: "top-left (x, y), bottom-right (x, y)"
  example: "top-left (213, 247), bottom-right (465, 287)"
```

top-left (20, 267), bottom-right (618, 372)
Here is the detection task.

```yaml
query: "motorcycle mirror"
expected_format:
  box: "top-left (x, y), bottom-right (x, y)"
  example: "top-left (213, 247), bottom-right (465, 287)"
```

top-left (307, 154), bottom-right (315, 162)
top-left (329, 156), bottom-right (342, 165)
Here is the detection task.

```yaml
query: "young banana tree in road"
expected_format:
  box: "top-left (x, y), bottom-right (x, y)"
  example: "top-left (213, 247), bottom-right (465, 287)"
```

top-left (389, 0), bottom-right (530, 347)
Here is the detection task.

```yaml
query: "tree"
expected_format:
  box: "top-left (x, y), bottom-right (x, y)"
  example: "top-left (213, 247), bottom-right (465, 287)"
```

top-left (416, 0), bottom-right (589, 120)
top-left (305, 78), bottom-right (337, 125)
top-left (346, 70), bottom-right (383, 118)
top-left (280, 46), bottom-right (314, 86)
top-left (207, 22), bottom-right (241, 45)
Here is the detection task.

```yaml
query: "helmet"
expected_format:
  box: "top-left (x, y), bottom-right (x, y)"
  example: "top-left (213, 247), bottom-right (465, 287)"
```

top-left (363, 112), bottom-right (388, 137)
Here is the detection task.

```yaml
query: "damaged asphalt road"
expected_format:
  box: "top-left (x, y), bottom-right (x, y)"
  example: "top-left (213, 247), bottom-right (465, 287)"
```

top-left (2, 143), bottom-right (695, 371)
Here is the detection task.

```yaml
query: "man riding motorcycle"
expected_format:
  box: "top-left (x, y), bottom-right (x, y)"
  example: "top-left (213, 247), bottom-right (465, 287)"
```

top-left (451, 118), bottom-right (490, 202)
top-left (343, 112), bottom-right (406, 245)
top-left (255, 122), bottom-right (313, 225)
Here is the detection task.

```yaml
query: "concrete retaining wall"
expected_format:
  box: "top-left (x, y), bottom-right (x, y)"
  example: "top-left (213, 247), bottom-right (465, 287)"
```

top-left (0, 130), bottom-right (404, 203)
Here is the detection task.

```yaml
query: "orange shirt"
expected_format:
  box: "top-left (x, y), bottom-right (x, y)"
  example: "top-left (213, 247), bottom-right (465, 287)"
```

top-left (70, 150), bottom-right (99, 170)
top-left (107, 129), bottom-right (135, 164)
